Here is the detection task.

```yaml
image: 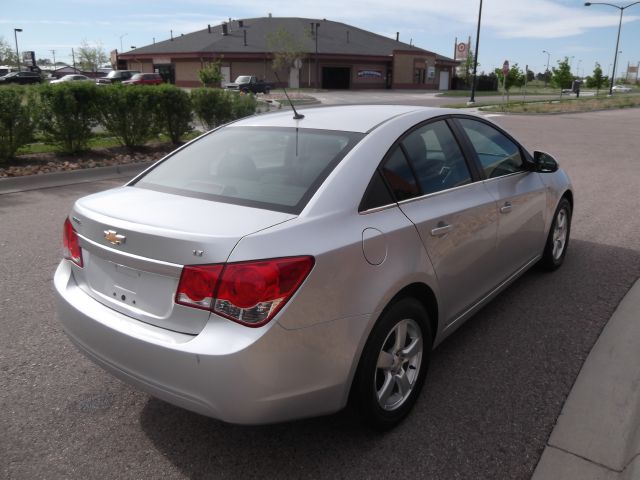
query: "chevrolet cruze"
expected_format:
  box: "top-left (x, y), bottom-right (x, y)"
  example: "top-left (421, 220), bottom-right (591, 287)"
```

top-left (55, 105), bottom-right (573, 429)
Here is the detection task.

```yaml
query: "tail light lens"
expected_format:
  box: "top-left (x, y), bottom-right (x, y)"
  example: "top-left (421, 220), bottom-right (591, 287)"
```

top-left (175, 256), bottom-right (314, 327)
top-left (63, 218), bottom-right (83, 267)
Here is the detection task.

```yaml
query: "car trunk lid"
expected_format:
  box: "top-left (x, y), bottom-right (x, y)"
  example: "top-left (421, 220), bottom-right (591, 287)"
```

top-left (69, 186), bottom-right (295, 334)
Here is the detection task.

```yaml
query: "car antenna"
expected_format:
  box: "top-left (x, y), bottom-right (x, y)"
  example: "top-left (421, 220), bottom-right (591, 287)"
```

top-left (273, 72), bottom-right (304, 120)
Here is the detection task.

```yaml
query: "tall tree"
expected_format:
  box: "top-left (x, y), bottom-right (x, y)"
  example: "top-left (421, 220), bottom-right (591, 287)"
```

top-left (76, 40), bottom-right (108, 72)
top-left (551, 57), bottom-right (573, 90)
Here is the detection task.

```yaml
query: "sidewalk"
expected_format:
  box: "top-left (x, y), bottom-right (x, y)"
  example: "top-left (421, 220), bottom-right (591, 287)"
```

top-left (533, 279), bottom-right (640, 480)
top-left (0, 162), bottom-right (152, 195)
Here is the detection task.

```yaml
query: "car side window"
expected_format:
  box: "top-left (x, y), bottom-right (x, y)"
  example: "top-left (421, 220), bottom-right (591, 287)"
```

top-left (458, 119), bottom-right (525, 178)
top-left (380, 146), bottom-right (420, 201)
top-left (401, 120), bottom-right (472, 195)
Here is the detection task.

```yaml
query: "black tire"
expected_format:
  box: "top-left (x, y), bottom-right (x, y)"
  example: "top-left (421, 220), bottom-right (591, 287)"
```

top-left (541, 197), bottom-right (572, 271)
top-left (351, 297), bottom-right (432, 430)
top-left (264, 87), bottom-right (271, 94)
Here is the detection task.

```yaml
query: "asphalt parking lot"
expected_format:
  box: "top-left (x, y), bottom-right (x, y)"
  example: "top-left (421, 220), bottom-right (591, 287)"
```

top-left (1, 107), bottom-right (639, 479)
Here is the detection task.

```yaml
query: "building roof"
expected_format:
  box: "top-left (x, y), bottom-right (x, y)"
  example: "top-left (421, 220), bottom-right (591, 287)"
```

top-left (121, 17), bottom-right (455, 62)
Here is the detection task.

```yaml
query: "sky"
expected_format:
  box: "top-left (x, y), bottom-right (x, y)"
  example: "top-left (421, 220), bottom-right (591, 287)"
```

top-left (2, 0), bottom-right (640, 78)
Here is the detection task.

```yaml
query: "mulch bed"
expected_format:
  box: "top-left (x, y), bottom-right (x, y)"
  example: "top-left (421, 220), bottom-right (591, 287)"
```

top-left (0, 144), bottom-right (176, 178)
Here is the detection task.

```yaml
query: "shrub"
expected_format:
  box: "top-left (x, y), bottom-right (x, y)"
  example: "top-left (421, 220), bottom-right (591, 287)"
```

top-left (190, 88), bottom-right (235, 130)
top-left (152, 84), bottom-right (193, 144)
top-left (36, 82), bottom-right (99, 153)
top-left (0, 86), bottom-right (33, 163)
top-left (98, 84), bottom-right (158, 149)
top-left (232, 93), bottom-right (258, 120)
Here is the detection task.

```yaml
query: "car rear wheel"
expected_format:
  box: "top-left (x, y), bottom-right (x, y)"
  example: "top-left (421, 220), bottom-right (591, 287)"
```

top-left (351, 297), bottom-right (432, 430)
top-left (541, 197), bottom-right (572, 270)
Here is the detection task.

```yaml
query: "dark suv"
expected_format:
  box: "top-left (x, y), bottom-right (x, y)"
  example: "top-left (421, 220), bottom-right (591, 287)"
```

top-left (96, 70), bottom-right (141, 85)
top-left (0, 71), bottom-right (43, 85)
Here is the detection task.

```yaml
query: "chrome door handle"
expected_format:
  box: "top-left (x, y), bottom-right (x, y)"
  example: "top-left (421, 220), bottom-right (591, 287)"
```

top-left (430, 223), bottom-right (453, 237)
top-left (500, 202), bottom-right (513, 214)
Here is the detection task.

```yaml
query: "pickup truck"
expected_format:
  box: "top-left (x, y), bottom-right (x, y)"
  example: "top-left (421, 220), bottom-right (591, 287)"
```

top-left (224, 75), bottom-right (272, 94)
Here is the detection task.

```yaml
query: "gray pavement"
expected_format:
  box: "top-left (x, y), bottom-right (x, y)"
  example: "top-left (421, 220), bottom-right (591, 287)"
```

top-left (1, 107), bottom-right (639, 479)
top-left (533, 278), bottom-right (640, 480)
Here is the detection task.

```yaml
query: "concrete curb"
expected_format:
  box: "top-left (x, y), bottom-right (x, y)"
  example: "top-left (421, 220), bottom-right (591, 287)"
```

top-left (0, 162), bottom-right (154, 195)
top-left (532, 278), bottom-right (640, 480)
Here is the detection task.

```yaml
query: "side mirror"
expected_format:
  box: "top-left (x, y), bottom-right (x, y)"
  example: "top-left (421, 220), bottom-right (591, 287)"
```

top-left (533, 151), bottom-right (559, 173)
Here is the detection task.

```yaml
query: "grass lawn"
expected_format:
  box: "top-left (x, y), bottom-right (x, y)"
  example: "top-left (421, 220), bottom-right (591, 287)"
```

top-left (478, 94), bottom-right (640, 114)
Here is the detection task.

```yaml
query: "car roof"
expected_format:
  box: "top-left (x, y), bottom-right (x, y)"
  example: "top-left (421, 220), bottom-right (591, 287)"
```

top-left (230, 105), bottom-right (459, 133)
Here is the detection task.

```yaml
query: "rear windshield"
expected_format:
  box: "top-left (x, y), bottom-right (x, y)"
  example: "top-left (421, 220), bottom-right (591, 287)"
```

top-left (134, 126), bottom-right (365, 214)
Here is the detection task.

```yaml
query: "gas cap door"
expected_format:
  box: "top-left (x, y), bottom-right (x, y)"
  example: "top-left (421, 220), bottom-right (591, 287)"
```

top-left (362, 228), bottom-right (387, 265)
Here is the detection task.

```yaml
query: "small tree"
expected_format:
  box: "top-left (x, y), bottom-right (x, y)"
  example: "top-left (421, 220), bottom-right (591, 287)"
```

top-left (526, 69), bottom-right (535, 82)
top-left (76, 40), bottom-right (108, 72)
top-left (266, 27), bottom-right (306, 75)
top-left (551, 57), bottom-right (573, 91)
top-left (36, 82), bottom-right (100, 153)
top-left (586, 63), bottom-right (605, 94)
top-left (0, 87), bottom-right (33, 163)
top-left (191, 88), bottom-right (234, 129)
top-left (153, 84), bottom-right (193, 144)
top-left (0, 37), bottom-right (19, 67)
top-left (494, 64), bottom-right (525, 101)
top-left (198, 59), bottom-right (223, 87)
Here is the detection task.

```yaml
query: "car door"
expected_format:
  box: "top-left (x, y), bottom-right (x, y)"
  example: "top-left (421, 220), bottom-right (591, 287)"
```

top-left (379, 119), bottom-right (499, 325)
top-left (453, 117), bottom-right (547, 282)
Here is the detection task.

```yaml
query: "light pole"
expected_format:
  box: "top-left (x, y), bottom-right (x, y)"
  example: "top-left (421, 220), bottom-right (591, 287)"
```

top-left (315, 22), bottom-right (320, 89)
top-left (14, 28), bottom-right (22, 71)
top-left (543, 50), bottom-right (551, 87)
top-left (468, 0), bottom-right (483, 104)
top-left (585, 2), bottom-right (640, 95)
top-left (119, 33), bottom-right (128, 53)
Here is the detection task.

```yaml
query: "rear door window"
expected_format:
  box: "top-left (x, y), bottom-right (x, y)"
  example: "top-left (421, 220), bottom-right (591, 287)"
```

top-left (400, 120), bottom-right (472, 195)
top-left (134, 126), bottom-right (364, 214)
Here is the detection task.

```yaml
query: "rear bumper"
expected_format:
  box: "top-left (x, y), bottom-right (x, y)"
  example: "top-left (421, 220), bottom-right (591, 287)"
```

top-left (54, 261), bottom-right (370, 424)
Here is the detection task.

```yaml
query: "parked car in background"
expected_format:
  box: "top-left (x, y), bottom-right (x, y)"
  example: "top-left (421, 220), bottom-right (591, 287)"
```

top-left (122, 73), bottom-right (164, 85)
top-left (0, 66), bottom-right (14, 77)
top-left (0, 71), bottom-right (43, 85)
top-left (224, 75), bottom-right (272, 94)
top-left (50, 74), bottom-right (92, 84)
top-left (55, 105), bottom-right (573, 430)
top-left (96, 70), bottom-right (140, 85)
top-left (611, 85), bottom-right (632, 93)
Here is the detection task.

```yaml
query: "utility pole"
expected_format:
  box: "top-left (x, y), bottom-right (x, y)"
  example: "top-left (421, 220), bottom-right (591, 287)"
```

top-left (50, 49), bottom-right (56, 66)
top-left (72, 48), bottom-right (76, 71)
top-left (468, 0), bottom-right (483, 104)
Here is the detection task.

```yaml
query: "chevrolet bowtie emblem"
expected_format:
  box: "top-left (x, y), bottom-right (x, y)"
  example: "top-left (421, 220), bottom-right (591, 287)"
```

top-left (104, 230), bottom-right (126, 246)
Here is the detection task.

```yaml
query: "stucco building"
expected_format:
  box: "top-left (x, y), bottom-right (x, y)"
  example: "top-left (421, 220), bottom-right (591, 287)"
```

top-left (119, 16), bottom-right (458, 90)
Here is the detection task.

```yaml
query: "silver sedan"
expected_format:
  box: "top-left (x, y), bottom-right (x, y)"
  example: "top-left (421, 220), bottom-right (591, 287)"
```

top-left (54, 105), bottom-right (573, 429)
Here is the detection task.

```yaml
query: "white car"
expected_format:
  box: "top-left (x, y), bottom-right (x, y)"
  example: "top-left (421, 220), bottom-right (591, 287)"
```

top-left (55, 105), bottom-right (573, 429)
top-left (50, 74), bottom-right (92, 84)
top-left (612, 85), bottom-right (632, 93)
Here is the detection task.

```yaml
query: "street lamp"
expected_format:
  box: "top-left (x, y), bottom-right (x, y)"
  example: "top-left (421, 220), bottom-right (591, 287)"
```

top-left (14, 28), bottom-right (22, 72)
top-left (119, 33), bottom-right (128, 53)
top-left (468, 0), bottom-right (483, 104)
top-left (585, 2), bottom-right (640, 95)
top-left (542, 50), bottom-right (551, 87)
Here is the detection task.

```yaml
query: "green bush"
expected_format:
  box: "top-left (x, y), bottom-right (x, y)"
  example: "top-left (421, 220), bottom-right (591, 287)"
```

top-left (232, 93), bottom-right (258, 120)
top-left (36, 82), bottom-right (99, 153)
top-left (98, 84), bottom-right (158, 149)
top-left (190, 88), bottom-right (235, 130)
top-left (152, 84), bottom-right (193, 144)
top-left (0, 86), bottom-right (34, 163)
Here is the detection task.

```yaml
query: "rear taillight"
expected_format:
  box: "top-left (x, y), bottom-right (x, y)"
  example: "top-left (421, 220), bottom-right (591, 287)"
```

top-left (175, 256), bottom-right (314, 327)
top-left (63, 218), bottom-right (83, 267)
